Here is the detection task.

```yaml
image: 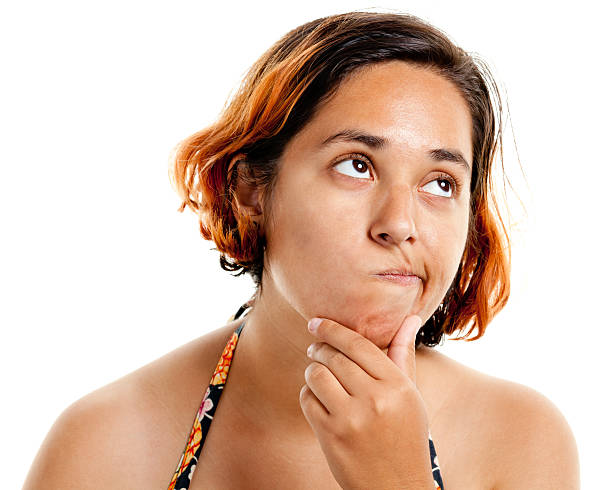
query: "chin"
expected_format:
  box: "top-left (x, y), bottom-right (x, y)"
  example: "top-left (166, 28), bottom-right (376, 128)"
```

top-left (319, 304), bottom-right (416, 349)
top-left (295, 277), bottom-right (423, 346)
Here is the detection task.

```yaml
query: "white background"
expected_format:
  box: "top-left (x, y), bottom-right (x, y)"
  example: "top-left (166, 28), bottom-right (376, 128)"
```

top-left (2, 1), bottom-right (610, 487)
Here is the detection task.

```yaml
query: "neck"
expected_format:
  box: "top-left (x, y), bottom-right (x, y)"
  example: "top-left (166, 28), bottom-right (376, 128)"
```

top-left (230, 289), bottom-right (315, 437)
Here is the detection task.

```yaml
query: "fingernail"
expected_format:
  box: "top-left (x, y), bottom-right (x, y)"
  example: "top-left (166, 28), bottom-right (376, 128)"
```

top-left (308, 318), bottom-right (322, 333)
top-left (307, 344), bottom-right (314, 357)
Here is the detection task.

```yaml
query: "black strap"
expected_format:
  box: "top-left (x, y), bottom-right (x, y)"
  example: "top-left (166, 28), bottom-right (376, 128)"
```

top-left (233, 302), bottom-right (251, 320)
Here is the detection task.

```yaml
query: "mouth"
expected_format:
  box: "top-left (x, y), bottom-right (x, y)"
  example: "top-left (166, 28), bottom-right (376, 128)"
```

top-left (372, 272), bottom-right (421, 287)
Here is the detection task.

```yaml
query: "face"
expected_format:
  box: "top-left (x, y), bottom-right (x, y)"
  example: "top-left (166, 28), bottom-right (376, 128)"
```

top-left (261, 60), bottom-right (473, 348)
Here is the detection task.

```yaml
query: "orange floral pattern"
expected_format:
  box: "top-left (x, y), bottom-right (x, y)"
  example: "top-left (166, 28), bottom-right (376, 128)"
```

top-left (167, 325), bottom-right (243, 490)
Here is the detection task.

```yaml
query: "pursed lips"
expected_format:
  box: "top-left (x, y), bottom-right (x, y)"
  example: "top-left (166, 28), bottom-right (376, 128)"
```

top-left (373, 269), bottom-right (422, 286)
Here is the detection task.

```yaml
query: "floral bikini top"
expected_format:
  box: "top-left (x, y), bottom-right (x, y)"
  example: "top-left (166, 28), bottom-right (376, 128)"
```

top-left (168, 305), bottom-right (445, 489)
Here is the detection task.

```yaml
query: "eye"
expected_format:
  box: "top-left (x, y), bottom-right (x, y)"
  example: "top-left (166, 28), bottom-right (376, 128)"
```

top-left (332, 156), bottom-right (373, 180)
top-left (422, 174), bottom-right (457, 198)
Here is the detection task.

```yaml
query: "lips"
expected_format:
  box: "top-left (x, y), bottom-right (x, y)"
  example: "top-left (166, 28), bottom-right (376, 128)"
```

top-left (373, 265), bottom-right (422, 287)
top-left (379, 268), bottom-right (415, 276)
top-left (377, 266), bottom-right (421, 279)
top-left (373, 272), bottom-right (421, 286)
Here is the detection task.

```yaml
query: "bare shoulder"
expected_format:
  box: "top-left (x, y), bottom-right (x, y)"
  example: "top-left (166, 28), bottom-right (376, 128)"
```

top-left (23, 320), bottom-right (241, 490)
top-left (425, 348), bottom-right (580, 490)
top-left (482, 374), bottom-right (580, 489)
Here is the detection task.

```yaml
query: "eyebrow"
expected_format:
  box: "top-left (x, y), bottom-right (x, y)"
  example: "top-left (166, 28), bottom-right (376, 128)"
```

top-left (320, 129), bottom-right (472, 173)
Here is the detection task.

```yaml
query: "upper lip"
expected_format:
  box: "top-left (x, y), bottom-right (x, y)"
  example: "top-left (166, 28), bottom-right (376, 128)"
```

top-left (376, 266), bottom-right (421, 278)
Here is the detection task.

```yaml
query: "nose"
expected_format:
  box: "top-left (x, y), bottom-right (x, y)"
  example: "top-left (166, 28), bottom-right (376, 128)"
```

top-left (370, 184), bottom-right (418, 247)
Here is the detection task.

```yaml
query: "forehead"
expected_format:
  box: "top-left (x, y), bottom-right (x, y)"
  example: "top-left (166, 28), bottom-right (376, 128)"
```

top-left (287, 60), bottom-right (473, 164)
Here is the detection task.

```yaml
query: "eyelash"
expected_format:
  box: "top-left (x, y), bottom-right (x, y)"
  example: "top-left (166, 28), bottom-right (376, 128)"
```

top-left (331, 152), bottom-right (462, 197)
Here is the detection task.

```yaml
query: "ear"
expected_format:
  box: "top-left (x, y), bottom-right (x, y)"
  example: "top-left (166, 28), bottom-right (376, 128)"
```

top-left (229, 154), bottom-right (264, 222)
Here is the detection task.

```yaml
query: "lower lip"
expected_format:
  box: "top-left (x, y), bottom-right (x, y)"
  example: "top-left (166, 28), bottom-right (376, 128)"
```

top-left (374, 274), bottom-right (421, 286)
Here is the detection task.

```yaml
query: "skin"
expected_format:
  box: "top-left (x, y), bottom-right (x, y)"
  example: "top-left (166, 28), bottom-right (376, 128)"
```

top-left (300, 315), bottom-right (432, 488)
top-left (232, 60), bottom-right (473, 441)
top-left (22, 61), bottom-right (580, 489)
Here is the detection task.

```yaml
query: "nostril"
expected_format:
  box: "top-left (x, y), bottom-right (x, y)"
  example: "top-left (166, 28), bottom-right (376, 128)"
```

top-left (377, 231), bottom-right (415, 245)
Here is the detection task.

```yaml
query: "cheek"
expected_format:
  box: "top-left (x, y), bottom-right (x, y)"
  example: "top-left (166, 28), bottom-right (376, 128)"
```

top-left (264, 172), bottom-right (391, 338)
top-left (265, 176), bottom-right (363, 307)
top-left (422, 206), bottom-right (470, 301)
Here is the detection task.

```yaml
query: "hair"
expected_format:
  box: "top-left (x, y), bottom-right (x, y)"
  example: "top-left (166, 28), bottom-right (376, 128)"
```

top-left (170, 11), bottom-right (511, 347)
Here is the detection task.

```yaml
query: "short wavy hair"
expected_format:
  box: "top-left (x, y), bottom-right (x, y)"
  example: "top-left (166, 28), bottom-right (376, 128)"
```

top-left (170, 11), bottom-right (511, 347)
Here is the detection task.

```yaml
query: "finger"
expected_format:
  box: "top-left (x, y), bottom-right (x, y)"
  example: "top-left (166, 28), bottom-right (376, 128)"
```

top-left (386, 315), bottom-right (422, 381)
top-left (307, 342), bottom-right (372, 396)
top-left (307, 317), bottom-right (390, 380)
top-left (299, 384), bottom-right (329, 430)
top-left (304, 361), bottom-right (350, 414)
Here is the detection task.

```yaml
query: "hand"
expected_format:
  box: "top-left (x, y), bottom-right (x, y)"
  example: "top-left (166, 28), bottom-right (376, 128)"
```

top-left (299, 315), bottom-right (433, 490)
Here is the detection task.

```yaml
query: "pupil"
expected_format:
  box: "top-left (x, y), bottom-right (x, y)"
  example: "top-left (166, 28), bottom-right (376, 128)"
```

top-left (353, 160), bottom-right (366, 172)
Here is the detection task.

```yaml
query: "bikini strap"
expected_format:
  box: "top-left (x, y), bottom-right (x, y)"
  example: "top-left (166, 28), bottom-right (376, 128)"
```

top-left (232, 301), bottom-right (253, 321)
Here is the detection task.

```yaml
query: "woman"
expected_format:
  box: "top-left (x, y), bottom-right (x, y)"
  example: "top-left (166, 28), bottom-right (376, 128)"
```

top-left (23, 11), bottom-right (579, 489)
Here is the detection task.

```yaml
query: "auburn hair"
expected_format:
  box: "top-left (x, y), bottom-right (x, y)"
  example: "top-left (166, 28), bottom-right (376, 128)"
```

top-left (169, 11), bottom-right (511, 347)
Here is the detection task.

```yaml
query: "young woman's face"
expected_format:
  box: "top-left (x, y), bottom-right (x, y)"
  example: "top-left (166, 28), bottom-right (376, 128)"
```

top-left (262, 60), bottom-right (473, 348)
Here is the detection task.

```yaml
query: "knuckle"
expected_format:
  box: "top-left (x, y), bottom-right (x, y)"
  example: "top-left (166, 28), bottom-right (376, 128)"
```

top-left (336, 410), bottom-right (363, 439)
top-left (347, 336), bottom-right (368, 353)
top-left (397, 381), bottom-right (414, 398)
top-left (394, 379), bottom-right (418, 403)
top-left (328, 348), bottom-right (345, 366)
top-left (369, 394), bottom-right (388, 416)
top-left (305, 362), bottom-right (327, 383)
top-left (374, 397), bottom-right (392, 416)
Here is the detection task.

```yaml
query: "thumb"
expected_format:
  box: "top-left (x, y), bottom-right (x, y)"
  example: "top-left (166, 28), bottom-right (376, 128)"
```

top-left (386, 315), bottom-right (422, 381)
